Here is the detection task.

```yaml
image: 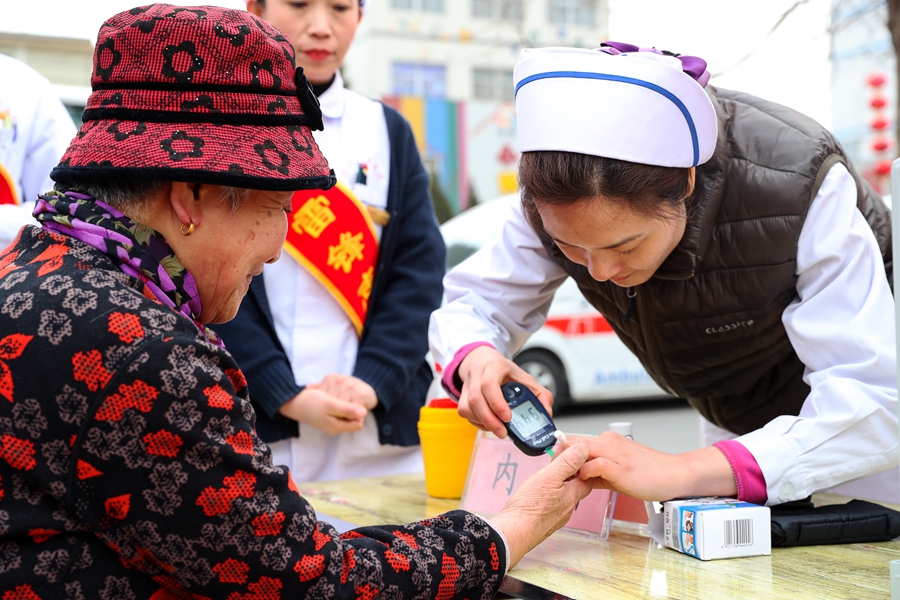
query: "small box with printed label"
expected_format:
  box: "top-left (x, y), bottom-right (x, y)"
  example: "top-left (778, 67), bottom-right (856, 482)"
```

top-left (648, 498), bottom-right (771, 560)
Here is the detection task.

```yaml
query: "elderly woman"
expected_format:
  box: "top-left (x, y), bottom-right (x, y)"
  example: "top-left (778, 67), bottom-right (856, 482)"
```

top-left (0, 6), bottom-right (591, 598)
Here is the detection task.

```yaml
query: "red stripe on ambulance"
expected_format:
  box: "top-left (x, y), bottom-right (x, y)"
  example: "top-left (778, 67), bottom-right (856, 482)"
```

top-left (543, 314), bottom-right (613, 336)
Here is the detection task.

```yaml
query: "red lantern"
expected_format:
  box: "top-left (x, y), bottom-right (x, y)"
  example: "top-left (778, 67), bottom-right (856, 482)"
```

top-left (872, 138), bottom-right (892, 152)
top-left (870, 95), bottom-right (887, 109)
top-left (867, 72), bottom-right (887, 87)
top-left (875, 159), bottom-right (892, 176)
top-left (871, 117), bottom-right (890, 130)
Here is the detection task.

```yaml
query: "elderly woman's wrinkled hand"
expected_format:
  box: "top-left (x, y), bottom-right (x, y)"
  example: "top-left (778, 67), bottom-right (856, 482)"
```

top-left (457, 345), bottom-right (555, 439)
top-left (488, 443), bottom-right (592, 568)
top-left (278, 387), bottom-right (368, 435)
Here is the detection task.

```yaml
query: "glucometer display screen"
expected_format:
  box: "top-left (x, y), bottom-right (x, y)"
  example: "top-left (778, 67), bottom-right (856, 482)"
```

top-left (510, 402), bottom-right (551, 439)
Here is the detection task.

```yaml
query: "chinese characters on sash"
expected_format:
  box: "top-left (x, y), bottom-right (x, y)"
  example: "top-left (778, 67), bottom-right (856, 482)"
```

top-left (284, 181), bottom-right (379, 336)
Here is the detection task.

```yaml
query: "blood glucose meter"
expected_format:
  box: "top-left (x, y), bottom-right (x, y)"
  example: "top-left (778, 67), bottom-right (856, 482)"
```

top-left (500, 381), bottom-right (557, 456)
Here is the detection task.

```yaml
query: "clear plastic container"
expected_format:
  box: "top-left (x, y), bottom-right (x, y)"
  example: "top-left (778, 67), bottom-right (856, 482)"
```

top-left (605, 422), bottom-right (633, 528)
top-left (460, 431), bottom-right (615, 540)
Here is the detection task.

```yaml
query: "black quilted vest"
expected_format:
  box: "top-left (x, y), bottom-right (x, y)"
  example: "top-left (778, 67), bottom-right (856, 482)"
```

top-left (534, 86), bottom-right (893, 434)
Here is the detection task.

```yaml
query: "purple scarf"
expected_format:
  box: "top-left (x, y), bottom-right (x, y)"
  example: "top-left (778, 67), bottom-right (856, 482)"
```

top-left (33, 189), bottom-right (224, 348)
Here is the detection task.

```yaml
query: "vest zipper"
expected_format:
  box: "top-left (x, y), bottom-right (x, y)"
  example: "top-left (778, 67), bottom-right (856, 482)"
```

top-left (633, 287), bottom-right (681, 398)
top-left (623, 287), bottom-right (636, 323)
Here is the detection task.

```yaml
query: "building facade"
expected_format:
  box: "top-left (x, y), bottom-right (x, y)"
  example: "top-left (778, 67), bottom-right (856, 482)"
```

top-left (0, 32), bottom-right (93, 126)
top-left (345, 0), bottom-right (609, 210)
top-left (346, 0), bottom-right (608, 101)
top-left (1, 1), bottom-right (611, 212)
top-left (830, 0), bottom-right (897, 195)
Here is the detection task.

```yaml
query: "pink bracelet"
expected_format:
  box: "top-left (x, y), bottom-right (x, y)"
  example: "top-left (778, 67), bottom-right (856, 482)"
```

top-left (713, 440), bottom-right (768, 505)
top-left (441, 342), bottom-right (496, 399)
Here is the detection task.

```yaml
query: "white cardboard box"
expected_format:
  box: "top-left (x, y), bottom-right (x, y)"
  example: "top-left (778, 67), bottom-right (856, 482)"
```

top-left (648, 498), bottom-right (771, 560)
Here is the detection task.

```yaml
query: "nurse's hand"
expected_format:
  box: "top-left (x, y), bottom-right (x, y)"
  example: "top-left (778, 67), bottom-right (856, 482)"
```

top-left (278, 387), bottom-right (367, 436)
top-left (312, 373), bottom-right (378, 411)
top-left (457, 345), bottom-right (554, 438)
top-left (489, 443), bottom-right (592, 568)
top-left (569, 433), bottom-right (737, 501)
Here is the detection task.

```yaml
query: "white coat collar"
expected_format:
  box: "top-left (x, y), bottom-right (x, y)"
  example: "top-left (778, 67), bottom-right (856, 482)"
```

top-left (318, 70), bottom-right (346, 120)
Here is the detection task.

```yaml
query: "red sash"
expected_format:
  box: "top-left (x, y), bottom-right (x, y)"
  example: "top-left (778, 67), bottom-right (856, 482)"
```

top-left (0, 163), bottom-right (19, 205)
top-left (284, 181), bottom-right (379, 336)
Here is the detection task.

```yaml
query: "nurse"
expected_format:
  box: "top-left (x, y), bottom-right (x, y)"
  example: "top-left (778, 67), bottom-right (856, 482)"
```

top-left (429, 44), bottom-right (898, 505)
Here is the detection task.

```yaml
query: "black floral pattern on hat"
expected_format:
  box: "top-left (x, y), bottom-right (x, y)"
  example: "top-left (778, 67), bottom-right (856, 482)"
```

top-left (267, 98), bottom-right (291, 115)
top-left (249, 15), bottom-right (271, 34)
top-left (168, 7), bottom-right (208, 19)
top-left (133, 17), bottom-right (160, 34)
top-left (254, 141), bottom-right (290, 175)
top-left (161, 131), bottom-right (205, 161)
top-left (100, 93), bottom-right (123, 106)
top-left (162, 41), bottom-right (205, 84)
top-left (249, 60), bottom-right (281, 90)
top-left (95, 38), bottom-right (121, 81)
top-left (107, 122), bottom-right (147, 142)
top-left (181, 95), bottom-right (219, 113)
top-left (214, 23), bottom-right (250, 46)
top-left (287, 126), bottom-right (315, 157)
top-left (77, 120), bottom-right (101, 139)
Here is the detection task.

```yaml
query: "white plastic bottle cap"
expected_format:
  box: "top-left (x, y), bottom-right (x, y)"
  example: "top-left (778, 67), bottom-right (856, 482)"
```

top-left (607, 421), bottom-right (633, 437)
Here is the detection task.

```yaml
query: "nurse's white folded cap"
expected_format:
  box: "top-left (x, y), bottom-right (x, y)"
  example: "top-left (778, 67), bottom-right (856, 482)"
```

top-left (514, 46), bottom-right (718, 168)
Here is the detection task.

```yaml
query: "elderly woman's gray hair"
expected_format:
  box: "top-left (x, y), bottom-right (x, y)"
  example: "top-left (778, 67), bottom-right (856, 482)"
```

top-left (57, 179), bottom-right (253, 212)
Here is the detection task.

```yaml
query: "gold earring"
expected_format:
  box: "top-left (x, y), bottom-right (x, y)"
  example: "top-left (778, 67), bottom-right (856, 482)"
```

top-left (180, 221), bottom-right (195, 236)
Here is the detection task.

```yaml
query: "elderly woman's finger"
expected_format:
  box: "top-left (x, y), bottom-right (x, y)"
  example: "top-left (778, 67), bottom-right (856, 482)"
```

top-left (548, 443), bottom-right (590, 480)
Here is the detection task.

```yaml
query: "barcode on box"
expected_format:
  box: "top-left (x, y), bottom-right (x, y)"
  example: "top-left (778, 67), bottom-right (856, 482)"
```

top-left (724, 518), bottom-right (753, 547)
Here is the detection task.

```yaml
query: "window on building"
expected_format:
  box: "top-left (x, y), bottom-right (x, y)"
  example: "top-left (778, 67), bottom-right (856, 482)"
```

top-left (392, 62), bottom-right (447, 98)
top-left (391, 0), bottom-right (444, 12)
top-left (472, 0), bottom-right (523, 20)
top-left (473, 67), bottom-right (514, 101)
top-left (547, 0), bottom-right (596, 26)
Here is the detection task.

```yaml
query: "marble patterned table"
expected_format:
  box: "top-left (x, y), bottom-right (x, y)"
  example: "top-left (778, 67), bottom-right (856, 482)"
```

top-left (298, 474), bottom-right (900, 600)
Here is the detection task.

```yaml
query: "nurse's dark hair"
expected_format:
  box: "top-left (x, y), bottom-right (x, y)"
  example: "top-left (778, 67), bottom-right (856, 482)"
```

top-left (519, 151), bottom-right (694, 231)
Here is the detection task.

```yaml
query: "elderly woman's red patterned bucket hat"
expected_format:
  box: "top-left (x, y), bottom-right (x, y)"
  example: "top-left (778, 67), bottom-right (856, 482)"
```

top-left (51, 3), bottom-right (335, 191)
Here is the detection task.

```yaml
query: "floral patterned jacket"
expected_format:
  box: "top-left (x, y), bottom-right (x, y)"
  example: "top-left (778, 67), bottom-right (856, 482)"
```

top-left (0, 226), bottom-right (507, 599)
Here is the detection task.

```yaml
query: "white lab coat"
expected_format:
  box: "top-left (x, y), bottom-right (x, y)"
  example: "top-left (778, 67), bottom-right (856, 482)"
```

top-left (264, 73), bottom-right (423, 482)
top-left (429, 163), bottom-right (899, 504)
top-left (0, 54), bottom-right (76, 248)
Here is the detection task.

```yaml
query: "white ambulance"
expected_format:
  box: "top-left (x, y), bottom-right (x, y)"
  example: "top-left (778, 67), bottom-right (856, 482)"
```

top-left (440, 194), bottom-right (670, 408)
